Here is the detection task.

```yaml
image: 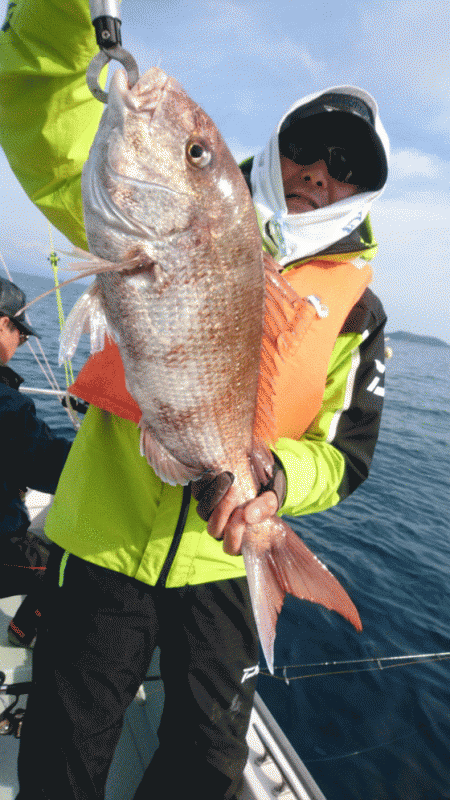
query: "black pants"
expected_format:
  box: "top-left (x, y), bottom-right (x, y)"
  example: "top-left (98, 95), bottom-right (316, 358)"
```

top-left (16, 551), bottom-right (259, 800)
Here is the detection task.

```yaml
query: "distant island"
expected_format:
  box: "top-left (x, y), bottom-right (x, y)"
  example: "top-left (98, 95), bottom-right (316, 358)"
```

top-left (386, 331), bottom-right (450, 349)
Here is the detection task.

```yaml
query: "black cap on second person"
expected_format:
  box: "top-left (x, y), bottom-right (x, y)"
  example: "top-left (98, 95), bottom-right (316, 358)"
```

top-left (279, 92), bottom-right (388, 191)
top-left (0, 276), bottom-right (39, 337)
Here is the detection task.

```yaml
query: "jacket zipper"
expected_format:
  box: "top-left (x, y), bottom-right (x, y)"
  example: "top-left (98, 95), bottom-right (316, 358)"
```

top-left (156, 484), bottom-right (192, 587)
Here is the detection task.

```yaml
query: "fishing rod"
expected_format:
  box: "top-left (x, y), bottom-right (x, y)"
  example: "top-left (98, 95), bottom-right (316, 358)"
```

top-left (19, 386), bottom-right (89, 414)
top-left (260, 650), bottom-right (450, 683)
top-left (138, 650), bottom-right (450, 688)
top-left (3, 651), bottom-right (450, 737)
top-left (19, 387), bottom-right (70, 397)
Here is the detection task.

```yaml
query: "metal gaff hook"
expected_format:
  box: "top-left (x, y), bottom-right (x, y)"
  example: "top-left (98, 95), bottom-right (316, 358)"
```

top-left (87, 0), bottom-right (140, 103)
top-left (86, 46), bottom-right (139, 103)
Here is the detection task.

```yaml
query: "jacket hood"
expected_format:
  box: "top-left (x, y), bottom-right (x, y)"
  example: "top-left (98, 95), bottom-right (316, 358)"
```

top-left (250, 85), bottom-right (390, 267)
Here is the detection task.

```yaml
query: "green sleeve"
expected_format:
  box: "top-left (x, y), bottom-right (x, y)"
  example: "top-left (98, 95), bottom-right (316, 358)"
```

top-left (274, 333), bottom-right (362, 517)
top-left (0, 0), bottom-right (105, 248)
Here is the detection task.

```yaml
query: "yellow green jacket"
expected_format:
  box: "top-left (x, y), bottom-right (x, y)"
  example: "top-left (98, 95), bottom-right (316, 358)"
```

top-left (0, 0), bottom-right (387, 587)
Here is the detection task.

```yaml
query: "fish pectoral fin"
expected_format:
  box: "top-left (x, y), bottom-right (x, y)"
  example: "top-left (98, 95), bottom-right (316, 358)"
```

top-left (62, 247), bottom-right (156, 278)
top-left (139, 420), bottom-right (205, 486)
top-left (242, 518), bottom-right (362, 674)
top-left (59, 282), bottom-right (114, 363)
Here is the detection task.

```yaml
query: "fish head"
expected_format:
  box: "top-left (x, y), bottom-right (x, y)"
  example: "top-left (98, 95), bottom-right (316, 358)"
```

top-left (82, 67), bottom-right (259, 272)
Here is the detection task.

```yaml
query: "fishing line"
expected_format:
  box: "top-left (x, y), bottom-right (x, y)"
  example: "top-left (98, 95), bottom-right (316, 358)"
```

top-left (0, 246), bottom-right (80, 430)
top-left (303, 727), bottom-right (420, 763)
top-left (259, 653), bottom-right (450, 764)
top-left (47, 222), bottom-right (75, 388)
top-left (259, 651), bottom-right (450, 682)
top-left (47, 225), bottom-right (82, 431)
top-left (0, 248), bottom-right (60, 389)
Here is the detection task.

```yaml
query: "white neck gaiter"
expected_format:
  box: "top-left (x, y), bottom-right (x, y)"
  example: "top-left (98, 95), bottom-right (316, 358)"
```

top-left (250, 85), bottom-right (390, 267)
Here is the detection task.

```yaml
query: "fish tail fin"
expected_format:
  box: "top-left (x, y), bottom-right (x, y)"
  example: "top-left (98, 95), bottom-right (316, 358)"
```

top-left (242, 518), bottom-right (362, 674)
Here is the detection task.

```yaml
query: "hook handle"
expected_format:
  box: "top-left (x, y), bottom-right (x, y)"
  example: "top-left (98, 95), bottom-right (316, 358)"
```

top-left (90, 0), bottom-right (122, 49)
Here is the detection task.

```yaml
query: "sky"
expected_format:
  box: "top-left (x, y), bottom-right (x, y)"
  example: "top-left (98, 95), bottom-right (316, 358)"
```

top-left (0, 0), bottom-right (449, 342)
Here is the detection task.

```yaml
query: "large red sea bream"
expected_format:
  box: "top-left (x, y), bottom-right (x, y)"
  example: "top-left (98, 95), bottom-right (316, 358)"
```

top-left (60, 67), bottom-right (362, 672)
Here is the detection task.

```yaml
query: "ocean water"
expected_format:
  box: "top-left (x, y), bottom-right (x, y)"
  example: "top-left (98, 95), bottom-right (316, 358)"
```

top-left (8, 270), bottom-right (450, 800)
top-left (9, 270), bottom-right (94, 440)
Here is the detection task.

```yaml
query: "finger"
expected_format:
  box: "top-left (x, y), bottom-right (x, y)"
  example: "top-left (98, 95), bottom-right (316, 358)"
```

top-left (222, 507), bottom-right (247, 556)
top-left (219, 493), bottom-right (279, 555)
top-left (207, 483), bottom-right (241, 539)
top-left (193, 472), bottom-right (234, 521)
top-left (222, 529), bottom-right (245, 556)
top-left (244, 491), bottom-right (279, 525)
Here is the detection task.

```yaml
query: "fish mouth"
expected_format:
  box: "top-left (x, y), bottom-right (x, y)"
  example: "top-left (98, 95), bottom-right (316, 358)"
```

top-left (114, 66), bottom-right (177, 122)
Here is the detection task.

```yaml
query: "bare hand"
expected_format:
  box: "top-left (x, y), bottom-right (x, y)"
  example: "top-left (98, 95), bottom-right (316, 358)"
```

top-left (191, 471), bottom-right (235, 520)
top-left (192, 456), bottom-right (286, 556)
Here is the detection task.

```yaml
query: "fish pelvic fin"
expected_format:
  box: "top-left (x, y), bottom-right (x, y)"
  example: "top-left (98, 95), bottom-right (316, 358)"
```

top-left (59, 282), bottom-right (114, 364)
top-left (253, 253), bottom-right (317, 446)
top-left (242, 517), bottom-right (362, 674)
top-left (139, 420), bottom-right (205, 486)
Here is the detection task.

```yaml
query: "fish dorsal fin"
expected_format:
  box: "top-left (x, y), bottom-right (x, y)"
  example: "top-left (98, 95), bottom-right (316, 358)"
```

top-left (254, 252), bottom-right (373, 445)
top-left (253, 253), bottom-right (316, 446)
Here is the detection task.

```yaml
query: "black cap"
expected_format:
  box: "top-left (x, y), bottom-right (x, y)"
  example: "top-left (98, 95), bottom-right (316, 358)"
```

top-left (0, 276), bottom-right (39, 337)
top-left (279, 92), bottom-right (388, 191)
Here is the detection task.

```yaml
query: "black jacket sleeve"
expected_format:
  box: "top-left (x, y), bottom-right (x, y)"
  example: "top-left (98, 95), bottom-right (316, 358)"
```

top-left (333, 288), bottom-right (387, 500)
top-left (1, 386), bottom-right (71, 495)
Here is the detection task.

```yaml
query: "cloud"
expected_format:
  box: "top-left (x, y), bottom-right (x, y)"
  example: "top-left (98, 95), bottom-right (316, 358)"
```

top-left (128, 0), bottom-right (328, 89)
top-left (369, 143), bottom-right (450, 341)
top-left (383, 146), bottom-right (450, 207)
top-left (226, 138), bottom-right (258, 165)
top-left (389, 149), bottom-right (445, 180)
top-left (0, 151), bottom-right (73, 271)
top-left (386, 149), bottom-right (450, 202)
top-left (355, 0), bottom-right (450, 130)
top-left (183, 1), bottom-right (327, 75)
top-left (372, 194), bottom-right (450, 241)
top-left (369, 192), bottom-right (450, 340)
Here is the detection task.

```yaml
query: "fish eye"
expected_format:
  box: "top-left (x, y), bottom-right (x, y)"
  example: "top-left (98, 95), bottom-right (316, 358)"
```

top-left (186, 139), bottom-right (212, 168)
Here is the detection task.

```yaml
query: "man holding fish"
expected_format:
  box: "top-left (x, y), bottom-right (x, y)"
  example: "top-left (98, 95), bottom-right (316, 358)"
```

top-left (0, 2), bottom-right (388, 799)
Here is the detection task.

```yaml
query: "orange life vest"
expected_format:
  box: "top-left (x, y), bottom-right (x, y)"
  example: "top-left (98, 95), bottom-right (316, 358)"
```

top-left (270, 258), bottom-right (372, 440)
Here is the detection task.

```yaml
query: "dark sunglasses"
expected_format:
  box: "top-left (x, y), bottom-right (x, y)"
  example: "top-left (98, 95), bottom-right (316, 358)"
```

top-left (16, 329), bottom-right (29, 346)
top-left (0, 313), bottom-right (28, 345)
top-left (280, 141), bottom-right (361, 185)
top-left (9, 319), bottom-right (29, 345)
